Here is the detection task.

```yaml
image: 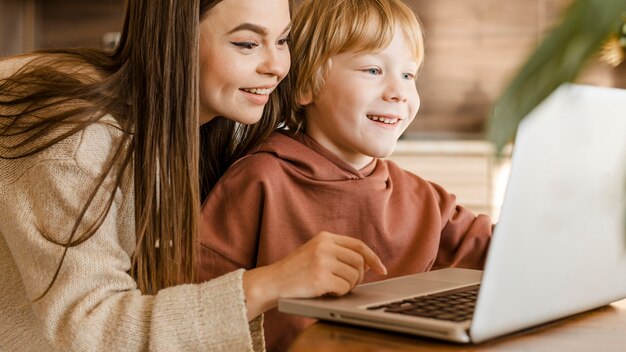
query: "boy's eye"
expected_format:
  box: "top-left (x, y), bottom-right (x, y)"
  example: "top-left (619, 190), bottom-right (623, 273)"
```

top-left (403, 72), bottom-right (416, 80)
top-left (366, 68), bottom-right (382, 75)
top-left (231, 42), bottom-right (258, 50)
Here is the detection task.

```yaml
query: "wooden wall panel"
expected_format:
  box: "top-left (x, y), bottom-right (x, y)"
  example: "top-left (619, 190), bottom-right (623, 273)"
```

top-left (407, 0), bottom-right (541, 137)
top-left (38, 0), bottom-right (124, 50)
top-left (404, 0), bottom-right (622, 137)
top-left (0, 0), bottom-right (36, 56)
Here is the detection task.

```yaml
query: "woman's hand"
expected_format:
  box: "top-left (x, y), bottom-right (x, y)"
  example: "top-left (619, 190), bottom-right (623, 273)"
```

top-left (242, 231), bottom-right (386, 320)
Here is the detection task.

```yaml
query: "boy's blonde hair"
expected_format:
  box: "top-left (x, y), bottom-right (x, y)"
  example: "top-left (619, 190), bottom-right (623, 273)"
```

top-left (285, 0), bottom-right (424, 130)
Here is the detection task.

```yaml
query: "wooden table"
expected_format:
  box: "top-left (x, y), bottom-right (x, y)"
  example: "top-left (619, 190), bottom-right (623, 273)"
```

top-left (288, 299), bottom-right (626, 352)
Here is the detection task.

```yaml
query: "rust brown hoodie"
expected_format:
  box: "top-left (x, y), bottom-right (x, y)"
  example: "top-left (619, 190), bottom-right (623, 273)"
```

top-left (198, 130), bottom-right (492, 351)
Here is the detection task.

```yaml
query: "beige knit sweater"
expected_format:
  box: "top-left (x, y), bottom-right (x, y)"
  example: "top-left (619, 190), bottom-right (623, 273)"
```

top-left (0, 56), bottom-right (265, 352)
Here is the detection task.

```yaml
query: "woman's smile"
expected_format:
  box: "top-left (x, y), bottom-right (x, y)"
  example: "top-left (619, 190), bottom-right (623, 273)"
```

top-left (240, 85), bottom-right (276, 105)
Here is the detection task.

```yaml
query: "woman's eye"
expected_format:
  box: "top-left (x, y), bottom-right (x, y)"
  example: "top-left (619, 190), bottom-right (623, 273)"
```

top-left (231, 42), bottom-right (258, 50)
top-left (366, 68), bottom-right (382, 75)
top-left (277, 37), bottom-right (291, 47)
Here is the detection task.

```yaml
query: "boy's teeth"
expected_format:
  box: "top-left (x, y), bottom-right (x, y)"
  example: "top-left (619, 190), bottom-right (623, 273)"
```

top-left (243, 88), bottom-right (273, 95)
top-left (367, 115), bottom-right (398, 124)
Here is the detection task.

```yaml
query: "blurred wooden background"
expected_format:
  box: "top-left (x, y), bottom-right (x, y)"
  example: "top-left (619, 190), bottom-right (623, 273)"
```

top-left (408, 0), bottom-right (625, 138)
top-left (0, 0), bottom-right (125, 54)
top-left (1, 0), bottom-right (624, 138)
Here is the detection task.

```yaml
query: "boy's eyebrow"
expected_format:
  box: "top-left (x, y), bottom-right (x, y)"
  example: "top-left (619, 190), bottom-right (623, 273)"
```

top-left (227, 23), bottom-right (291, 36)
top-left (359, 52), bottom-right (420, 65)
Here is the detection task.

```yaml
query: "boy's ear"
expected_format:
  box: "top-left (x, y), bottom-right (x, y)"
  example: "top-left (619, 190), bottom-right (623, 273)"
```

top-left (297, 90), bottom-right (313, 106)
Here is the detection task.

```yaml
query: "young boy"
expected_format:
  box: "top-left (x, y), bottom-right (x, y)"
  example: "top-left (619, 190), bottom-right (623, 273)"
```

top-left (198, 0), bottom-right (493, 350)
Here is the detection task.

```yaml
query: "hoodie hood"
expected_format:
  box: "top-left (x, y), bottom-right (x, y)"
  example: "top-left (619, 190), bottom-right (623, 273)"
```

top-left (251, 131), bottom-right (385, 182)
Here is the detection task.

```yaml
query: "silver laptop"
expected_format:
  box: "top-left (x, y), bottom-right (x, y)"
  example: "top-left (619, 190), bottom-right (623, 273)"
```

top-left (278, 83), bottom-right (626, 343)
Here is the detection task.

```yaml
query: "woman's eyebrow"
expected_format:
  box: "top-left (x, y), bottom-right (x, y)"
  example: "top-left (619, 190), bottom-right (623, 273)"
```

top-left (227, 23), bottom-right (292, 36)
top-left (227, 23), bottom-right (268, 35)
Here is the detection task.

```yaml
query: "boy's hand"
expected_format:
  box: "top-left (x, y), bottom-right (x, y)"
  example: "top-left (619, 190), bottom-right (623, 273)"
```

top-left (242, 231), bottom-right (386, 320)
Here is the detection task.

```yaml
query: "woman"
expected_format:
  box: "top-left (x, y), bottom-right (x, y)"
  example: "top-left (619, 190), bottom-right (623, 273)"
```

top-left (0, 0), bottom-right (385, 351)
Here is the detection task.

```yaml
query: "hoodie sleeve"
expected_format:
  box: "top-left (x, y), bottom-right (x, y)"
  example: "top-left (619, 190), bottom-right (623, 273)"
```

top-left (429, 182), bottom-right (493, 270)
top-left (197, 155), bottom-right (268, 282)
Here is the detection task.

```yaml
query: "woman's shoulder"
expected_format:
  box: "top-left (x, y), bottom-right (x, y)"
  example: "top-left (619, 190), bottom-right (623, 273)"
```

top-left (1, 52), bottom-right (126, 183)
top-left (0, 54), bottom-right (38, 81)
top-left (0, 52), bottom-right (37, 70)
top-left (75, 115), bottom-right (130, 178)
top-left (0, 52), bottom-right (103, 81)
top-left (0, 115), bottom-right (128, 185)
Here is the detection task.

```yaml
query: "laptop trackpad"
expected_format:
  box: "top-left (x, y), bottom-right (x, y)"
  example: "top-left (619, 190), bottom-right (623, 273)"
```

top-left (357, 278), bottom-right (457, 296)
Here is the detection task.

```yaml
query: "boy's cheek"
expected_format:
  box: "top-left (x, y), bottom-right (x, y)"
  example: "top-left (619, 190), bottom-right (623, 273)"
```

top-left (404, 112), bottom-right (418, 128)
top-left (411, 99), bottom-right (421, 117)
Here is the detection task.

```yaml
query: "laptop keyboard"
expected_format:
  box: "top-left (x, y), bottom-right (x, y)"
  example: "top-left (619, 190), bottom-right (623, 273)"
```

top-left (366, 284), bottom-right (480, 322)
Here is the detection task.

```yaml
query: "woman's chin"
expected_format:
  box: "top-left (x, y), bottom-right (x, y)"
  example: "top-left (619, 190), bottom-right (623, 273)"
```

top-left (234, 116), bottom-right (264, 125)
top-left (229, 108), bottom-right (266, 125)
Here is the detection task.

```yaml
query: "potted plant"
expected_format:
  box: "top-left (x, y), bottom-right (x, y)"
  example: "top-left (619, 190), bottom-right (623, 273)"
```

top-left (488, 0), bottom-right (626, 149)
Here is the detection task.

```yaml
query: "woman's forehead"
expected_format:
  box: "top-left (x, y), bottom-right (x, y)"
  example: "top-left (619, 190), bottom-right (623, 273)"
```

top-left (203, 0), bottom-right (291, 35)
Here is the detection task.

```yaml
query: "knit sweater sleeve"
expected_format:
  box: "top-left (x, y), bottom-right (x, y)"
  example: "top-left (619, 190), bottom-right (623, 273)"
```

top-left (0, 122), bottom-right (264, 351)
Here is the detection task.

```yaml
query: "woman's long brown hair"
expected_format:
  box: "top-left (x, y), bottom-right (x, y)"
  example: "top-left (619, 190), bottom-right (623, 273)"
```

top-left (0, 0), bottom-right (292, 297)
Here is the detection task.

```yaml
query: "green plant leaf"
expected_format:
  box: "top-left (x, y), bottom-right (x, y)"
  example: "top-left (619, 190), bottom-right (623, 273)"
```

top-left (488, 0), bottom-right (626, 152)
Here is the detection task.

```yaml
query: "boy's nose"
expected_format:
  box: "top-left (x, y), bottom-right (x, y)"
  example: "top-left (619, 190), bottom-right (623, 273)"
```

top-left (382, 76), bottom-right (409, 103)
top-left (258, 48), bottom-right (289, 78)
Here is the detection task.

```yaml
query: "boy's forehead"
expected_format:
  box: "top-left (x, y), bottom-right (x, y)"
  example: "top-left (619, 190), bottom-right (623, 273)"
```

top-left (344, 50), bottom-right (417, 62)
top-left (337, 30), bottom-right (421, 64)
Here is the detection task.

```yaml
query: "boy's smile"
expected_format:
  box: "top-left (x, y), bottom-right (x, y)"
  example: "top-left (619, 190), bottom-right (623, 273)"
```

top-left (303, 24), bottom-right (420, 170)
top-left (366, 114), bottom-right (402, 126)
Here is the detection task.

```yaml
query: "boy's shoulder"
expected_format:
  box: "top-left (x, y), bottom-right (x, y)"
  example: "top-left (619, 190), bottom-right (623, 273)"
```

top-left (378, 158), bottom-right (452, 195)
top-left (378, 158), bottom-right (426, 183)
top-left (231, 130), bottom-right (313, 169)
top-left (225, 150), bottom-right (284, 179)
top-left (220, 132), bottom-right (296, 181)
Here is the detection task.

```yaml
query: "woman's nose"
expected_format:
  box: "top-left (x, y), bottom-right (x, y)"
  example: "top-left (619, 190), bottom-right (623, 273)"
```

top-left (258, 47), bottom-right (289, 78)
